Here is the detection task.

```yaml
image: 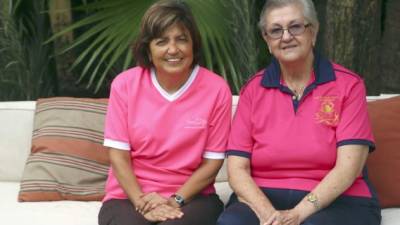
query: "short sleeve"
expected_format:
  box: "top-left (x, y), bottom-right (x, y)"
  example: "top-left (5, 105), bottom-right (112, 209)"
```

top-left (336, 80), bottom-right (375, 151)
top-left (204, 86), bottom-right (232, 157)
top-left (103, 77), bottom-right (131, 150)
top-left (226, 87), bottom-right (254, 158)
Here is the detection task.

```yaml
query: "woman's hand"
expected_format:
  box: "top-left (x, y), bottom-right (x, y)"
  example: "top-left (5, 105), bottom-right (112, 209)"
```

top-left (238, 197), bottom-right (280, 225)
top-left (258, 210), bottom-right (277, 225)
top-left (229, 156), bottom-right (280, 225)
top-left (259, 209), bottom-right (300, 225)
top-left (277, 209), bottom-right (301, 225)
top-left (133, 196), bottom-right (146, 213)
top-left (143, 204), bottom-right (183, 222)
top-left (137, 192), bottom-right (168, 214)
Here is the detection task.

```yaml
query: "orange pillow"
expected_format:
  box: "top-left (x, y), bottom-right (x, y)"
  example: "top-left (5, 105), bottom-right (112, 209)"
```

top-left (366, 96), bottom-right (400, 208)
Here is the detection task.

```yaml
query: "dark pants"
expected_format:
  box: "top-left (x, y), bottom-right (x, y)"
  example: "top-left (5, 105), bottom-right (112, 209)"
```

top-left (217, 188), bottom-right (381, 225)
top-left (99, 194), bottom-right (223, 225)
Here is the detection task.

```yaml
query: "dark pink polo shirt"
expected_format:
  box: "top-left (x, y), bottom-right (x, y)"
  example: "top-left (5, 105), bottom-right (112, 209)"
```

top-left (227, 53), bottom-right (375, 197)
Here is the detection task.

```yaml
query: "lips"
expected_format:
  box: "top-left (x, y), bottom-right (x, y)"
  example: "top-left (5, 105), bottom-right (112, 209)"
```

top-left (282, 45), bottom-right (297, 50)
top-left (165, 58), bottom-right (182, 62)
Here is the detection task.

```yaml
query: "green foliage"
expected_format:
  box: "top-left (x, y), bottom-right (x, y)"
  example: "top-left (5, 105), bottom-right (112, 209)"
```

top-left (225, 0), bottom-right (265, 86)
top-left (51, 0), bottom-right (258, 93)
top-left (0, 0), bottom-right (57, 100)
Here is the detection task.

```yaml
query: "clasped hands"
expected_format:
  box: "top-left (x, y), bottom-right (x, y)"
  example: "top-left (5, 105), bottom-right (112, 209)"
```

top-left (134, 192), bottom-right (184, 222)
top-left (260, 209), bottom-right (301, 225)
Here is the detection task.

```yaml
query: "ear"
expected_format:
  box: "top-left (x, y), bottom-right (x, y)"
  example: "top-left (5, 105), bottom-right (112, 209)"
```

top-left (262, 32), bottom-right (271, 52)
top-left (147, 49), bottom-right (152, 63)
top-left (262, 31), bottom-right (269, 43)
top-left (312, 25), bottom-right (319, 47)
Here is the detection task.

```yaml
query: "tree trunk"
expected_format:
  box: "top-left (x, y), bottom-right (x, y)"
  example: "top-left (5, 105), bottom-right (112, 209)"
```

top-left (380, 0), bottom-right (400, 93)
top-left (48, 0), bottom-right (76, 95)
top-left (318, 0), bottom-right (382, 95)
top-left (0, 0), bottom-right (8, 23)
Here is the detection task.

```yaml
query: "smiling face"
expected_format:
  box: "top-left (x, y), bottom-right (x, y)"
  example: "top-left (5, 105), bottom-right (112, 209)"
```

top-left (262, 3), bottom-right (316, 64)
top-left (149, 23), bottom-right (194, 78)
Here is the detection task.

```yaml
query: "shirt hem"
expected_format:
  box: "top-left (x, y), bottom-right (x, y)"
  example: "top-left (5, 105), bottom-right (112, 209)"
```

top-left (104, 138), bottom-right (130, 150)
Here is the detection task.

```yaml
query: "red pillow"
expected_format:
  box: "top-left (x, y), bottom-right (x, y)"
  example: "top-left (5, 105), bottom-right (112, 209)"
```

top-left (366, 96), bottom-right (400, 208)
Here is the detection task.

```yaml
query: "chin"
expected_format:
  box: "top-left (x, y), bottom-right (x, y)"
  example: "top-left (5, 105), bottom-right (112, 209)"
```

top-left (278, 56), bottom-right (301, 64)
top-left (277, 52), bottom-right (307, 64)
top-left (164, 67), bottom-right (190, 76)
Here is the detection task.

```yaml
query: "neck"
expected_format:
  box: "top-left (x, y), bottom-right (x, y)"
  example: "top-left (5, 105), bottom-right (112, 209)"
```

top-left (280, 53), bottom-right (314, 83)
top-left (279, 53), bottom-right (314, 98)
top-left (155, 68), bottom-right (192, 94)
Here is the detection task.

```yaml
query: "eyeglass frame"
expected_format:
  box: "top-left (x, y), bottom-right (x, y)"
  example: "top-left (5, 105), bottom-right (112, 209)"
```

top-left (264, 23), bottom-right (312, 39)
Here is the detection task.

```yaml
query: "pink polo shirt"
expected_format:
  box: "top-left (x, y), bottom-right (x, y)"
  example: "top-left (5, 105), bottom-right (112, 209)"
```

top-left (103, 65), bottom-right (232, 202)
top-left (228, 54), bottom-right (375, 197)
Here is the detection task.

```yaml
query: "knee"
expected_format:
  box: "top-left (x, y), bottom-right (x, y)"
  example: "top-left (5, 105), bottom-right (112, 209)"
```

top-left (216, 212), bottom-right (235, 225)
top-left (217, 201), bottom-right (260, 225)
top-left (301, 221), bottom-right (316, 225)
top-left (217, 211), bottom-right (247, 225)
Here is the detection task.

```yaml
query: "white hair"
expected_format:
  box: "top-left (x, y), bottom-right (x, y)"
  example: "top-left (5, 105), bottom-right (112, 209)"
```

top-left (258, 0), bottom-right (319, 33)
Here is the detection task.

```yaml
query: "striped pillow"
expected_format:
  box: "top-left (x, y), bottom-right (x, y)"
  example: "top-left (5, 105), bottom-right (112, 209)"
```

top-left (18, 97), bottom-right (110, 202)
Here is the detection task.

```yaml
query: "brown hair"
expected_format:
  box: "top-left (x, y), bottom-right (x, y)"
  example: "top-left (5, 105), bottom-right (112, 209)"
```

top-left (133, 0), bottom-right (202, 68)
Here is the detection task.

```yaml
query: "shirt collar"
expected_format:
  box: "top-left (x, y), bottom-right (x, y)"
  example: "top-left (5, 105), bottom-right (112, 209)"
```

top-left (261, 51), bottom-right (336, 88)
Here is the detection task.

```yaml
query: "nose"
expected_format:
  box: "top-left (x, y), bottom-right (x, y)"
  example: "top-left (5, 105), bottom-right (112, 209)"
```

top-left (281, 29), bottom-right (293, 41)
top-left (167, 42), bottom-right (179, 54)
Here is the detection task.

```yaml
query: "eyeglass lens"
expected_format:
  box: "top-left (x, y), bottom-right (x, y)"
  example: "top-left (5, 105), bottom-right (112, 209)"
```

top-left (267, 24), bottom-right (308, 39)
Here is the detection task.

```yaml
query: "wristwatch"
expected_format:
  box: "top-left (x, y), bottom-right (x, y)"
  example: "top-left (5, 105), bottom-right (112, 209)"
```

top-left (306, 193), bottom-right (320, 210)
top-left (171, 194), bottom-right (185, 207)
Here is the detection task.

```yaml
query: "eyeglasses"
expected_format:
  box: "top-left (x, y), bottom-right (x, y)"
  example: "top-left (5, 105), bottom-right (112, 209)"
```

top-left (265, 23), bottom-right (311, 39)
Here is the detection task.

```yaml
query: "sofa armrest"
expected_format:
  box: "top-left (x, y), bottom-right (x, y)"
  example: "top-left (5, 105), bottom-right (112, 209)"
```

top-left (0, 101), bottom-right (36, 181)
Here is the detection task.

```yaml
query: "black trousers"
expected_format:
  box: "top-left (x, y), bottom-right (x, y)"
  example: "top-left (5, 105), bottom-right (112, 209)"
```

top-left (99, 194), bottom-right (223, 225)
top-left (217, 188), bottom-right (381, 225)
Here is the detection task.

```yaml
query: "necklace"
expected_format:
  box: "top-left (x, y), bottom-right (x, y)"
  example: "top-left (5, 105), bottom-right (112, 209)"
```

top-left (289, 85), bottom-right (305, 100)
top-left (284, 74), bottom-right (310, 101)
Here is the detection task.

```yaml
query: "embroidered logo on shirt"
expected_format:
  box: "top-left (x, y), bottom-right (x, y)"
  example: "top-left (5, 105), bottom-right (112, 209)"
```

top-left (184, 116), bottom-right (207, 129)
top-left (315, 96), bottom-right (339, 126)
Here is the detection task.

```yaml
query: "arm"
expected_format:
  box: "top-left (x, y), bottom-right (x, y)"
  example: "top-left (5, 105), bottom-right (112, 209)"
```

top-left (290, 144), bottom-right (369, 223)
top-left (142, 159), bottom-right (223, 210)
top-left (168, 85), bottom-right (232, 205)
top-left (105, 76), bottom-right (182, 220)
top-left (281, 80), bottom-right (373, 225)
top-left (108, 148), bottom-right (144, 208)
top-left (139, 157), bottom-right (224, 213)
top-left (110, 148), bottom-right (183, 221)
top-left (228, 155), bottom-right (280, 225)
top-left (170, 158), bottom-right (224, 205)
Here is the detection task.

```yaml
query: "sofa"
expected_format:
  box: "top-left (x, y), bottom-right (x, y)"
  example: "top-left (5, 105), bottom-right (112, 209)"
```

top-left (0, 95), bottom-right (399, 225)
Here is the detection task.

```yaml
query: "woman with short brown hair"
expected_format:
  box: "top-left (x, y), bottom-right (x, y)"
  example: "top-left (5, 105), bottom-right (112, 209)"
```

top-left (98, 1), bottom-right (231, 225)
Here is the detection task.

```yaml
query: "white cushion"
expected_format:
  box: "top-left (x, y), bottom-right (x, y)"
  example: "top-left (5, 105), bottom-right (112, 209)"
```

top-left (1, 181), bottom-right (398, 225)
top-left (0, 101), bottom-right (36, 181)
top-left (381, 208), bottom-right (400, 225)
top-left (215, 181), bottom-right (233, 205)
top-left (0, 182), bottom-right (101, 225)
top-left (216, 160), bottom-right (228, 182)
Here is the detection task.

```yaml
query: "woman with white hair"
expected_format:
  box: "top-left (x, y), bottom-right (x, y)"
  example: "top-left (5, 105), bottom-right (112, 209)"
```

top-left (217, 0), bottom-right (381, 225)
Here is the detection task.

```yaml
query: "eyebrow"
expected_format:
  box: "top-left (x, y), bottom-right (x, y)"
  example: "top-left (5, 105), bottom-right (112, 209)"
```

top-left (154, 33), bottom-right (188, 41)
top-left (177, 33), bottom-right (188, 38)
top-left (270, 19), bottom-right (304, 27)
